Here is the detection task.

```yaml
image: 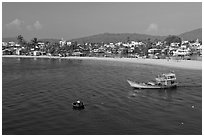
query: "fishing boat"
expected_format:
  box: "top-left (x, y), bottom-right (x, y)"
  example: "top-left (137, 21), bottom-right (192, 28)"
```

top-left (127, 72), bottom-right (178, 89)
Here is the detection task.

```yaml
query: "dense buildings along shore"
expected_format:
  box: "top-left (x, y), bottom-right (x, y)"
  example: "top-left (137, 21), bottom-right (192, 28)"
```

top-left (2, 35), bottom-right (202, 61)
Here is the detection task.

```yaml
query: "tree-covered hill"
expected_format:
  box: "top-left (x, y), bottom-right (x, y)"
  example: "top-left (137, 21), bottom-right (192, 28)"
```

top-left (68, 33), bottom-right (166, 44)
top-left (179, 28), bottom-right (202, 41)
top-left (2, 28), bottom-right (201, 44)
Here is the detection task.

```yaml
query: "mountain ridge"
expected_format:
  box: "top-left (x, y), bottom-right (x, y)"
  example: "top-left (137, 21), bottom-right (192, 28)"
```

top-left (2, 28), bottom-right (202, 43)
top-left (68, 33), bottom-right (166, 44)
top-left (179, 28), bottom-right (202, 41)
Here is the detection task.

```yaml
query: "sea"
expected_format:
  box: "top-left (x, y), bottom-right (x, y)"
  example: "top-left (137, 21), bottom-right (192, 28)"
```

top-left (2, 57), bottom-right (202, 135)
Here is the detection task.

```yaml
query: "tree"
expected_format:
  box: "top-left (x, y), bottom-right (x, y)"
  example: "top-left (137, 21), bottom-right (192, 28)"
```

top-left (127, 36), bottom-right (130, 43)
top-left (70, 41), bottom-right (78, 51)
top-left (146, 38), bottom-right (152, 48)
top-left (121, 47), bottom-right (128, 57)
top-left (164, 35), bottom-right (182, 46)
top-left (31, 38), bottom-right (38, 45)
top-left (17, 35), bottom-right (25, 46)
top-left (46, 43), bottom-right (55, 55)
top-left (134, 46), bottom-right (140, 54)
top-left (31, 37), bottom-right (39, 50)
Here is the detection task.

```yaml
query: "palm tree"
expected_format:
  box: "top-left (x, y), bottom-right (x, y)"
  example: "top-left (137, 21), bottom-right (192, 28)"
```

top-left (127, 36), bottom-right (130, 43)
top-left (17, 35), bottom-right (24, 46)
top-left (31, 37), bottom-right (38, 45)
top-left (31, 37), bottom-right (38, 50)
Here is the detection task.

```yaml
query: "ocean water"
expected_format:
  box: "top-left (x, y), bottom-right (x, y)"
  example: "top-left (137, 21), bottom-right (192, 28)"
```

top-left (2, 57), bottom-right (202, 135)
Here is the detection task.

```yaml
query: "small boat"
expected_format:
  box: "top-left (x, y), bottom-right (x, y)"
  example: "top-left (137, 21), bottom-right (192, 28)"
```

top-left (127, 72), bottom-right (178, 89)
top-left (72, 100), bottom-right (85, 109)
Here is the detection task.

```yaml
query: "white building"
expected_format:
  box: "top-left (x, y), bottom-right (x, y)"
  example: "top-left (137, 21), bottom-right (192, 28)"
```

top-left (15, 48), bottom-right (22, 55)
top-left (156, 41), bottom-right (163, 46)
top-left (182, 40), bottom-right (189, 45)
top-left (122, 43), bottom-right (129, 47)
top-left (33, 51), bottom-right (41, 56)
top-left (191, 39), bottom-right (201, 47)
top-left (148, 48), bottom-right (161, 54)
top-left (38, 42), bottom-right (45, 49)
top-left (15, 44), bottom-right (21, 47)
top-left (59, 38), bottom-right (66, 47)
top-left (2, 42), bottom-right (7, 47)
top-left (66, 41), bottom-right (72, 46)
top-left (173, 48), bottom-right (190, 56)
top-left (8, 41), bottom-right (15, 46)
top-left (170, 42), bottom-right (180, 47)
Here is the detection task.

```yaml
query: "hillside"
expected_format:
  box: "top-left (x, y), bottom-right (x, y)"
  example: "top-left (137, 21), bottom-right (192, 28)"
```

top-left (69, 33), bottom-right (166, 44)
top-left (69, 28), bottom-right (202, 44)
top-left (179, 28), bottom-right (202, 41)
top-left (2, 28), bottom-right (202, 43)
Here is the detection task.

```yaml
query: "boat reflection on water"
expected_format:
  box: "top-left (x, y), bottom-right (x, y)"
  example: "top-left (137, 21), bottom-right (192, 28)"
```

top-left (17, 58), bottom-right (21, 61)
top-left (157, 88), bottom-right (177, 101)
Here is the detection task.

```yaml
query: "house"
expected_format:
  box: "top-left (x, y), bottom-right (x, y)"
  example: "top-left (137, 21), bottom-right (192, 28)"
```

top-left (2, 49), bottom-right (12, 55)
top-left (8, 41), bottom-right (15, 47)
top-left (2, 42), bottom-right (8, 50)
top-left (182, 40), bottom-right (189, 45)
top-left (156, 41), bottom-right (162, 46)
top-left (59, 38), bottom-right (66, 47)
top-left (173, 48), bottom-right (190, 56)
top-left (109, 43), bottom-right (115, 48)
top-left (66, 41), bottom-right (72, 46)
top-left (2, 42), bottom-right (7, 47)
top-left (38, 42), bottom-right (45, 49)
top-left (122, 43), bottom-right (129, 47)
top-left (33, 51), bottom-right (41, 56)
top-left (15, 44), bottom-right (21, 49)
top-left (115, 42), bottom-right (122, 46)
top-left (148, 48), bottom-right (161, 54)
top-left (72, 51), bottom-right (85, 56)
top-left (93, 49), bottom-right (99, 53)
top-left (148, 48), bottom-right (162, 59)
top-left (170, 42), bottom-right (180, 48)
top-left (190, 39), bottom-right (201, 47)
top-left (197, 45), bottom-right (202, 55)
top-left (15, 48), bottom-right (22, 55)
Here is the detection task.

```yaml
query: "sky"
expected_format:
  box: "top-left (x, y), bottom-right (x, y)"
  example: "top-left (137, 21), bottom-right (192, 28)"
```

top-left (2, 2), bottom-right (202, 41)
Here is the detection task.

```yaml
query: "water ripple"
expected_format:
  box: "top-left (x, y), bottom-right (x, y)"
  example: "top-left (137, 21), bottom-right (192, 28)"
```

top-left (2, 58), bottom-right (202, 135)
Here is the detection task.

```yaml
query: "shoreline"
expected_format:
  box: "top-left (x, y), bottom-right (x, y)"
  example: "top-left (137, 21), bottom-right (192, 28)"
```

top-left (2, 55), bottom-right (202, 70)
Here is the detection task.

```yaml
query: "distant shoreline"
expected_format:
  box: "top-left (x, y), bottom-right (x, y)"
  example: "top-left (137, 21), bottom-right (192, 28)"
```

top-left (2, 55), bottom-right (202, 70)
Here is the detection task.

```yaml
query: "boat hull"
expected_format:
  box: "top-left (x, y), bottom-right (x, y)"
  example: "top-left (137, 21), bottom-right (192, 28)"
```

top-left (127, 80), bottom-right (177, 89)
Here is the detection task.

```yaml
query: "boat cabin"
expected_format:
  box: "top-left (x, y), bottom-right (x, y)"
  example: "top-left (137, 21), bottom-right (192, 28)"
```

top-left (155, 73), bottom-right (177, 86)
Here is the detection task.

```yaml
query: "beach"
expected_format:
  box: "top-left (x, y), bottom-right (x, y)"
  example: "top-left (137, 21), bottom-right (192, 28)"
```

top-left (2, 55), bottom-right (202, 70)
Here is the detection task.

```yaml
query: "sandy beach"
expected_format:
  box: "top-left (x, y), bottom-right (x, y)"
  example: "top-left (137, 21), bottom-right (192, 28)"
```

top-left (2, 55), bottom-right (202, 70)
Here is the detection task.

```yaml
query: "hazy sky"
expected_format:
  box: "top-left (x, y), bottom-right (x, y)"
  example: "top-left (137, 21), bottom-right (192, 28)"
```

top-left (2, 2), bottom-right (202, 41)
